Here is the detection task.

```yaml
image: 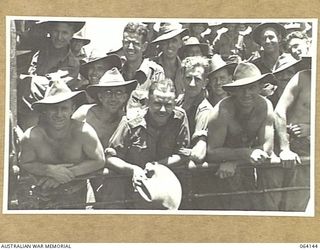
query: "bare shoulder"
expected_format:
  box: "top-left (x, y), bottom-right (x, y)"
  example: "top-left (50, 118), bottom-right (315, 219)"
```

top-left (208, 97), bottom-right (233, 122)
top-left (22, 126), bottom-right (44, 142)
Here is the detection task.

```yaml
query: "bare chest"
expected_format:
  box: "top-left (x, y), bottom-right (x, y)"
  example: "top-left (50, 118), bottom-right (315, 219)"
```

top-left (35, 136), bottom-right (83, 164)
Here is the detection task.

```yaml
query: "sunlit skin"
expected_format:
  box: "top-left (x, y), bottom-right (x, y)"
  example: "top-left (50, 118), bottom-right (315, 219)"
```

top-left (49, 23), bottom-right (74, 49)
top-left (288, 38), bottom-right (309, 60)
top-left (87, 61), bottom-right (113, 85)
top-left (184, 66), bottom-right (207, 98)
top-left (147, 89), bottom-right (176, 127)
top-left (122, 32), bottom-right (147, 63)
top-left (97, 86), bottom-right (128, 114)
top-left (208, 68), bottom-right (232, 99)
top-left (42, 100), bottom-right (75, 131)
top-left (260, 28), bottom-right (281, 54)
top-left (160, 36), bottom-right (183, 59)
top-left (229, 83), bottom-right (262, 113)
top-left (184, 45), bottom-right (203, 58)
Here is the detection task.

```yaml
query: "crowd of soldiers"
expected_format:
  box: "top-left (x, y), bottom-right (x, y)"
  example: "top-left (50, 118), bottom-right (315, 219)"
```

top-left (8, 20), bottom-right (312, 211)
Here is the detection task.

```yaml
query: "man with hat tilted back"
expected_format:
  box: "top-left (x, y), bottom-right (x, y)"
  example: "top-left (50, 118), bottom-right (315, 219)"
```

top-left (19, 80), bottom-right (105, 209)
top-left (79, 68), bottom-right (137, 208)
top-left (207, 54), bottom-right (237, 107)
top-left (27, 21), bottom-right (85, 89)
top-left (250, 22), bottom-right (287, 74)
top-left (207, 62), bottom-right (275, 210)
top-left (106, 78), bottom-right (190, 209)
top-left (151, 22), bottom-right (189, 96)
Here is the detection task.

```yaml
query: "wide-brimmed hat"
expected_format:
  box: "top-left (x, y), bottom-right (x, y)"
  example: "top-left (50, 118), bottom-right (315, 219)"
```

top-left (133, 162), bottom-right (182, 210)
top-left (31, 79), bottom-right (86, 112)
top-left (35, 21), bottom-right (85, 34)
top-left (208, 54), bottom-right (237, 78)
top-left (222, 62), bottom-right (275, 91)
top-left (151, 22), bottom-right (189, 44)
top-left (80, 51), bottom-right (122, 80)
top-left (86, 67), bottom-right (137, 101)
top-left (273, 53), bottom-right (311, 75)
top-left (72, 31), bottom-right (91, 46)
top-left (179, 36), bottom-right (209, 57)
top-left (252, 22), bottom-right (287, 45)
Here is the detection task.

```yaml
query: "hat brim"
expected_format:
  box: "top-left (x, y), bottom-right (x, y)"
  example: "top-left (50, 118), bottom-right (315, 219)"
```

top-left (151, 28), bottom-right (189, 44)
top-left (31, 90), bottom-right (86, 111)
top-left (208, 62), bottom-right (238, 77)
top-left (80, 54), bottom-right (122, 80)
top-left (252, 23), bottom-right (287, 45)
top-left (86, 80), bottom-right (138, 101)
top-left (222, 73), bottom-right (275, 91)
top-left (72, 37), bottom-right (91, 46)
top-left (35, 21), bottom-right (85, 34)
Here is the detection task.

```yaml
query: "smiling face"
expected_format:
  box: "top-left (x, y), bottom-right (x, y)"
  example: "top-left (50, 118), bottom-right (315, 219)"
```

top-left (148, 89), bottom-right (176, 127)
top-left (260, 28), bottom-right (281, 54)
top-left (49, 23), bottom-right (74, 49)
top-left (87, 60), bottom-right (112, 85)
top-left (288, 37), bottom-right (309, 60)
top-left (43, 99), bottom-right (75, 130)
top-left (160, 35), bottom-right (183, 59)
top-left (229, 83), bottom-right (261, 111)
top-left (183, 65), bottom-right (207, 98)
top-left (97, 86), bottom-right (128, 114)
top-left (208, 68), bottom-right (232, 98)
top-left (123, 32), bottom-right (147, 63)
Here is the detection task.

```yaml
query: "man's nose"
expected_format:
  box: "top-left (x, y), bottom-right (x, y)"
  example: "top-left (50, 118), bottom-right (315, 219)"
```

top-left (189, 77), bottom-right (196, 87)
top-left (57, 32), bottom-right (63, 40)
top-left (160, 105), bottom-right (166, 112)
top-left (128, 41), bottom-right (134, 49)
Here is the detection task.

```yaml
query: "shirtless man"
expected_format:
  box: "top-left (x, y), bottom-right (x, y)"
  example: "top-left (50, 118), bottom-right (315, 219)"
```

top-left (82, 68), bottom-right (137, 207)
top-left (274, 70), bottom-right (311, 211)
top-left (19, 80), bottom-right (105, 209)
top-left (207, 62), bottom-right (274, 210)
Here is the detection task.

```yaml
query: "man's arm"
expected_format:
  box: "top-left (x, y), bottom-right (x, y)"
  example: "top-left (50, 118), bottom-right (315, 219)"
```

top-left (274, 72), bottom-right (301, 166)
top-left (158, 109), bottom-right (190, 167)
top-left (105, 118), bottom-right (143, 176)
top-left (258, 98), bottom-right (274, 155)
top-left (68, 123), bottom-right (105, 177)
top-left (20, 128), bottom-right (74, 184)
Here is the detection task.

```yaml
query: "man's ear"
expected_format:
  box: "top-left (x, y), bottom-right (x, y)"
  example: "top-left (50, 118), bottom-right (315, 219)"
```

top-left (141, 41), bottom-right (148, 53)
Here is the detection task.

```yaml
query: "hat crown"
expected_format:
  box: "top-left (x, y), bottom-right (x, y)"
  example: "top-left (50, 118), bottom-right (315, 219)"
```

top-left (99, 67), bottom-right (125, 85)
top-left (158, 22), bottom-right (183, 35)
top-left (233, 62), bottom-right (262, 81)
top-left (183, 36), bottom-right (201, 46)
top-left (44, 80), bottom-right (73, 99)
top-left (210, 54), bottom-right (228, 72)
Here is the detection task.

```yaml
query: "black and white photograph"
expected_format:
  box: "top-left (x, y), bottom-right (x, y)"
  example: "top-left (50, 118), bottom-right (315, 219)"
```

top-left (4, 17), bottom-right (317, 215)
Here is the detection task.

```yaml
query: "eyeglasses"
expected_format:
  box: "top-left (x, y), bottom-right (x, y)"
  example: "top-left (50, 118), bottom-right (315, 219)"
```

top-left (102, 90), bottom-right (126, 98)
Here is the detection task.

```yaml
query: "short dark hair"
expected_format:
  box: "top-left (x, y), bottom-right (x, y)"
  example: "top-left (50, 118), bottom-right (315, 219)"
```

top-left (181, 56), bottom-right (210, 78)
top-left (123, 22), bottom-right (148, 43)
top-left (148, 78), bottom-right (176, 98)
